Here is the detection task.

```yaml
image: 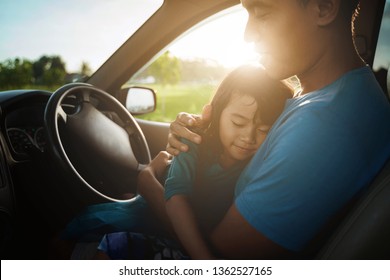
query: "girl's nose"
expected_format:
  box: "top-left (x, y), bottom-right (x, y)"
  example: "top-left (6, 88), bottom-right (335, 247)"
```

top-left (240, 126), bottom-right (257, 144)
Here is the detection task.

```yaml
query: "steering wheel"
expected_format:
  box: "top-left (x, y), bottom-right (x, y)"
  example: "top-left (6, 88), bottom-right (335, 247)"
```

top-left (44, 83), bottom-right (151, 201)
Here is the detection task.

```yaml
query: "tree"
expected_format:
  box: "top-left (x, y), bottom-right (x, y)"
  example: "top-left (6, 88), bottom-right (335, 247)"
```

top-left (32, 55), bottom-right (66, 85)
top-left (80, 61), bottom-right (92, 77)
top-left (32, 55), bottom-right (50, 84)
top-left (0, 58), bottom-right (33, 89)
top-left (147, 51), bottom-right (181, 86)
top-left (42, 67), bottom-right (66, 86)
top-left (179, 58), bottom-right (228, 84)
top-left (0, 55), bottom-right (72, 89)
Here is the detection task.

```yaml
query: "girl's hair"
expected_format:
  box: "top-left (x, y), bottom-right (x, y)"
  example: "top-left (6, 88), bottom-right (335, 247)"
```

top-left (202, 64), bottom-right (292, 158)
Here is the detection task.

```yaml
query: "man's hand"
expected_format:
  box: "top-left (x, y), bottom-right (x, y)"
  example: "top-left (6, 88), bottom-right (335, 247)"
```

top-left (166, 104), bottom-right (212, 156)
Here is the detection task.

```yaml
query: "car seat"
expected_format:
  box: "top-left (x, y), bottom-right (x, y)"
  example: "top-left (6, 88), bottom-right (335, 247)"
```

top-left (317, 69), bottom-right (390, 259)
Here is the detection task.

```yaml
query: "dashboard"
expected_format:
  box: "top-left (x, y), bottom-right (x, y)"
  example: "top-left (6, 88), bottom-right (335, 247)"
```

top-left (6, 106), bottom-right (47, 158)
top-left (0, 90), bottom-right (51, 161)
top-left (7, 126), bottom-right (45, 154)
top-left (0, 90), bottom-right (53, 259)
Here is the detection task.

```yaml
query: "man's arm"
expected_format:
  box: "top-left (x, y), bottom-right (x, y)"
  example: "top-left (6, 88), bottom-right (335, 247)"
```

top-left (166, 195), bottom-right (215, 259)
top-left (209, 203), bottom-right (294, 259)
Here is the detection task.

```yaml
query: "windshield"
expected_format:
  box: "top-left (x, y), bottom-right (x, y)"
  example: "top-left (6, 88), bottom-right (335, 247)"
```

top-left (0, 0), bottom-right (164, 74)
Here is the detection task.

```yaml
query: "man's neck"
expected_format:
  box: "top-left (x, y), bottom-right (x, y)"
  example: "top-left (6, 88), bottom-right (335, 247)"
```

top-left (298, 34), bottom-right (366, 95)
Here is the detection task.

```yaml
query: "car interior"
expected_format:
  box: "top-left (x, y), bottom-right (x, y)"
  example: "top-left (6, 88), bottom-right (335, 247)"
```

top-left (0, 0), bottom-right (389, 260)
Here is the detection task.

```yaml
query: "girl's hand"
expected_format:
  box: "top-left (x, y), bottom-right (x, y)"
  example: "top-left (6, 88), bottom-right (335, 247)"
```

top-left (148, 151), bottom-right (173, 180)
top-left (136, 151), bottom-right (174, 233)
top-left (137, 151), bottom-right (172, 195)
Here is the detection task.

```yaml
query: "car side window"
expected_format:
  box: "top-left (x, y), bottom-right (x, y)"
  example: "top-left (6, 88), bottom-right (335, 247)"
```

top-left (127, 5), bottom-right (258, 123)
top-left (373, 0), bottom-right (390, 95)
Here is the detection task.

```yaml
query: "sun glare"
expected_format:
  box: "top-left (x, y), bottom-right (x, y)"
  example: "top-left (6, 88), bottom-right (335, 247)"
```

top-left (169, 7), bottom-right (260, 69)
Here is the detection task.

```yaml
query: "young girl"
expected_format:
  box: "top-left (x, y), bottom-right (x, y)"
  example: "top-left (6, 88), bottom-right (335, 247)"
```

top-left (96, 65), bottom-right (292, 259)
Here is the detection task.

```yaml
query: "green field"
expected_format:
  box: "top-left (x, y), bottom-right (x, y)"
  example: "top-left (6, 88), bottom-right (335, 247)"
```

top-left (135, 83), bottom-right (217, 123)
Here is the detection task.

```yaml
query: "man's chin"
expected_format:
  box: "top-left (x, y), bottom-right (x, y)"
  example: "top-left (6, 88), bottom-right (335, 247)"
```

top-left (262, 63), bottom-right (295, 81)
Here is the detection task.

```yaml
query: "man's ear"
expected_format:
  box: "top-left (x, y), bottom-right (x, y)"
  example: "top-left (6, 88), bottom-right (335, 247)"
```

top-left (313, 0), bottom-right (340, 26)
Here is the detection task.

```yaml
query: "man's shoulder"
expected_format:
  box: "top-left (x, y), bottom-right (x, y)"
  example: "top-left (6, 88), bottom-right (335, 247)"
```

top-left (328, 66), bottom-right (383, 98)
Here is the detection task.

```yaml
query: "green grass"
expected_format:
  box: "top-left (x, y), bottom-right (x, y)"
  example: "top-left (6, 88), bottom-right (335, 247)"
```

top-left (135, 83), bottom-right (217, 122)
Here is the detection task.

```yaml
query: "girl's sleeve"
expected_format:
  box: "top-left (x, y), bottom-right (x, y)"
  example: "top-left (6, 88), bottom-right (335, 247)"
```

top-left (164, 139), bottom-right (199, 201)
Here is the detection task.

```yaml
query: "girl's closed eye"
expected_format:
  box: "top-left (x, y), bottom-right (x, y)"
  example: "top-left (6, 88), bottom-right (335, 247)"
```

top-left (257, 125), bottom-right (270, 134)
top-left (232, 121), bottom-right (241, 127)
top-left (232, 120), bottom-right (246, 127)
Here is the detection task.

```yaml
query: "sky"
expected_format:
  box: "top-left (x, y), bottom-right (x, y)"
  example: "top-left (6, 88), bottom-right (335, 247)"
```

top-left (0, 0), bottom-right (255, 73)
top-left (168, 8), bottom-right (259, 68)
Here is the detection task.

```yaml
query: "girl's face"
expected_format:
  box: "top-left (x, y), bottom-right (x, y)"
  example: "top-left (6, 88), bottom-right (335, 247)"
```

top-left (219, 93), bottom-right (269, 169)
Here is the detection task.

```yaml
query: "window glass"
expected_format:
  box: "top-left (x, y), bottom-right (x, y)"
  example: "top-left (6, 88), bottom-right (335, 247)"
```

top-left (0, 0), bottom-right (164, 74)
top-left (128, 5), bottom-right (259, 123)
top-left (373, 0), bottom-right (390, 71)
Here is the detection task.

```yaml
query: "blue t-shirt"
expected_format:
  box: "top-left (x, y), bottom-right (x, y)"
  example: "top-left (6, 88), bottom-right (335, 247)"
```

top-left (235, 66), bottom-right (390, 252)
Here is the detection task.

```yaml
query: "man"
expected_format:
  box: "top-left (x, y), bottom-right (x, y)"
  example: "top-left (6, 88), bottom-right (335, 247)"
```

top-left (164, 0), bottom-right (390, 259)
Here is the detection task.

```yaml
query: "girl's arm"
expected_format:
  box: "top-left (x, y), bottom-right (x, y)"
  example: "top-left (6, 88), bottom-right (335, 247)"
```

top-left (137, 151), bottom-right (172, 231)
top-left (166, 194), bottom-right (215, 259)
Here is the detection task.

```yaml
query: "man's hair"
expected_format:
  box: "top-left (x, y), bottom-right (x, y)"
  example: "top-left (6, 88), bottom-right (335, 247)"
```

top-left (298, 0), bottom-right (360, 23)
